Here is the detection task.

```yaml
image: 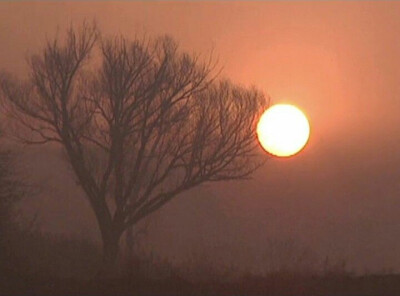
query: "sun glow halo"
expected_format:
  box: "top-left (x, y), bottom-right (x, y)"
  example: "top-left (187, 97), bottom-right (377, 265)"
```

top-left (257, 104), bottom-right (310, 157)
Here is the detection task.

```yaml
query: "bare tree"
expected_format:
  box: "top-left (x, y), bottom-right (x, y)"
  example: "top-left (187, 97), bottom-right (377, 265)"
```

top-left (0, 23), bottom-right (268, 274)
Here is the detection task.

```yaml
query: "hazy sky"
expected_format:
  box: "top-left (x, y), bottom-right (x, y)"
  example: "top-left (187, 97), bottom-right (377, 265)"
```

top-left (2, 2), bottom-right (400, 273)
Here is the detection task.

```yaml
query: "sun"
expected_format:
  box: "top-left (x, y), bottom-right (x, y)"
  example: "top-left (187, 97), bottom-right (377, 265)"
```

top-left (257, 104), bottom-right (310, 157)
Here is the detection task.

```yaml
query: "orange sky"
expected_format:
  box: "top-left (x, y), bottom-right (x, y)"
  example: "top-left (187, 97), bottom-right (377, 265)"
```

top-left (2, 2), bottom-right (400, 156)
top-left (2, 1), bottom-right (400, 273)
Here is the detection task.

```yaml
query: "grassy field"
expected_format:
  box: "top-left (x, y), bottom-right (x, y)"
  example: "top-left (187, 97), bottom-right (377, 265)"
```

top-left (1, 230), bottom-right (399, 296)
top-left (2, 273), bottom-right (400, 296)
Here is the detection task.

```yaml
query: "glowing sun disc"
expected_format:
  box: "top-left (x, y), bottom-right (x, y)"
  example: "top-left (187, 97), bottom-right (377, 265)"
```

top-left (257, 104), bottom-right (310, 157)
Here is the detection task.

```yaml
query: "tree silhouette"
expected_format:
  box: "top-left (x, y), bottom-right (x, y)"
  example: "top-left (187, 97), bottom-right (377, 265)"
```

top-left (0, 23), bottom-right (268, 274)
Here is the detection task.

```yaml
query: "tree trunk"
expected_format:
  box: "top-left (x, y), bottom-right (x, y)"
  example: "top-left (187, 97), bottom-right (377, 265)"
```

top-left (97, 228), bottom-right (122, 278)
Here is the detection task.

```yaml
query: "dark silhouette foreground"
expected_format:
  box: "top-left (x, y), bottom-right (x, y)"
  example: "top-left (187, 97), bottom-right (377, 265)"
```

top-left (1, 229), bottom-right (399, 296)
top-left (2, 270), bottom-right (400, 296)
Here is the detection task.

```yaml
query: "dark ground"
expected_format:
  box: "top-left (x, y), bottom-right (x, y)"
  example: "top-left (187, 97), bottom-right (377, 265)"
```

top-left (2, 273), bottom-right (400, 296)
top-left (1, 224), bottom-right (399, 296)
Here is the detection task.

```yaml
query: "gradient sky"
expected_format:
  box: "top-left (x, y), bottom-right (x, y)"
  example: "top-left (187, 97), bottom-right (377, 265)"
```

top-left (2, 2), bottom-right (400, 273)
